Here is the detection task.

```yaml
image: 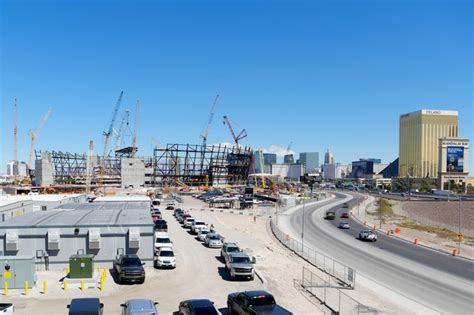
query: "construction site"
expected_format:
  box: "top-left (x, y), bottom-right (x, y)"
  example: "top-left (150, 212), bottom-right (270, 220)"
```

top-left (2, 93), bottom-right (260, 193)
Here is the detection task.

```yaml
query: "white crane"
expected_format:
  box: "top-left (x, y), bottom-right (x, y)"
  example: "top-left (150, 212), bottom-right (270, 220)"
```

top-left (201, 95), bottom-right (220, 148)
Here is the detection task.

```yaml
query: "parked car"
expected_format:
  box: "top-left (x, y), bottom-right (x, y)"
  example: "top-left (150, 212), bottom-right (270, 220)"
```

top-left (227, 291), bottom-right (292, 315)
top-left (359, 230), bottom-right (377, 242)
top-left (179, 213), bottom-right (191, 224)
top-left (113, 255), bottom-right (145, 284)
top-left (205, 233), bottom-right (224, 248)
top-left (338, 222), bottom-right (350, 229)
top-left (166, 203), bottom-right (175, 210)
top-left (155, 232), bottom-right (173, 251)
top-left (183, 217), bottom-right (195, 229)
top-left (340, 212), bottom-right (349, 219)
top-left (324, 211), bottom-right (335, 220)
top-left (0, 304), bottom-right (14, 315)
top-left (225, 252), bottom-right (254, 280)
top-left (151, 209), bottom-right (162, 216)
top-left (154, 220), bottom-right (168, 232)
top-left (176, 211), bottom-right (185, 221)
top-left (121, 299), bottom-right (158, 315)
top-left (152, 214), bottom-right (162, 222)
top-left (342, 202), bottom-right (349, 208)
top-left (196, 229), bottom-right (210, 242)
top-left (154, 247), bottom-right (176, 269)
top-left (68, 298), bottom-right (104, 315)
top-left (178, 299), bottom-right (219, 315)
top-left (191, 220), bottom-right (207, 234)
top-left (152, 200), bottom-right (161, 207)
top-left (174, 208), bottom-right (183, 216)
top-left (221, 242), bottom-right (241, 261)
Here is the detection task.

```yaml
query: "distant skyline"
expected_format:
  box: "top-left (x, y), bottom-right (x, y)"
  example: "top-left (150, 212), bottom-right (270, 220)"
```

top-left (1, 0), bottom-right (472, 175)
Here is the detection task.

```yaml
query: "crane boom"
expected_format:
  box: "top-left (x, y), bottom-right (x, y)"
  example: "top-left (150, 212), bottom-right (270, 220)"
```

top-left (201, 95), bottom-right (220, 146)
top-left (114, 110), bottom-right (129, 151)
top-left (223, 115), bottom-right (247, 145)
top-left (131, 100), bottom-right (140, 158)
top-left (103, 91), bottom-right (123, 157)
top-left (28, 107), bottom-right (52, 177)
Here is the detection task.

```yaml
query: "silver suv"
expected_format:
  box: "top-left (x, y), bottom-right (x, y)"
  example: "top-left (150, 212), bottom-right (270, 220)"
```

top-left (225, 252), bottom-right (254, 280)
top-left (220, 242), bottom-right (241, 262)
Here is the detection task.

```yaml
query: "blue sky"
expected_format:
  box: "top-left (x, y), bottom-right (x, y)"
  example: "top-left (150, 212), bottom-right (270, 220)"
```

top-left (1, 0), bottom-right (472, 174)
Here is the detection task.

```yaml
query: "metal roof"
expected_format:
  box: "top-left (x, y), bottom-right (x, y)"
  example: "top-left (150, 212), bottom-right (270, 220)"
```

top-left (0, 201), bottom-right (153, 228)
top-left (94, 195), bottom-right (151, 202)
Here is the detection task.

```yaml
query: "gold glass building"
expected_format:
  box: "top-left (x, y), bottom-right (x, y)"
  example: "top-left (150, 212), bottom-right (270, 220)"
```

top-left (399, 109), bottom-right (458, 178)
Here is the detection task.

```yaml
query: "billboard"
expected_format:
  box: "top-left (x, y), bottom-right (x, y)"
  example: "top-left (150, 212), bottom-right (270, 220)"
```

top-left (446, 146), bottom-right (464, 173)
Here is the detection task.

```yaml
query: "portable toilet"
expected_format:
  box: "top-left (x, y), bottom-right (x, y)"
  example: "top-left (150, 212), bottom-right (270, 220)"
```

top-left (0, 256), bottom-right (36, 289)
top-left (69, 254), bottom-right (94, 279)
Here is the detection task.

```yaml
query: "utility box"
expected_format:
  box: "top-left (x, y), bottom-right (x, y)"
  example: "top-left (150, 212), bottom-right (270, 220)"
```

top-left (69, 254), bottom-right (94, 279)
top-left (0, 256), bottom-right (36, 289)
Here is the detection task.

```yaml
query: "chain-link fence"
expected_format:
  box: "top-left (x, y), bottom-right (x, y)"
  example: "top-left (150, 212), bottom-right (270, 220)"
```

top-left (301, 266), bottom-right (376, 315)
top-left (271, 217), bottom-right (356, 288)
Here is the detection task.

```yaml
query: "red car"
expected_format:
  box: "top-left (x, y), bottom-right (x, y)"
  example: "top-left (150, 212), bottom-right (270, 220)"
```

top-left (340, 212), bottom-right (350, 219)
top-left (152, 214), bottom-right (162, 222)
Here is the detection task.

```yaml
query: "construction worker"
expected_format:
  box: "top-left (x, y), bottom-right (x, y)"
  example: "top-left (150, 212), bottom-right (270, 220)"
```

top-left (210, 224), bottom-right (215, 233)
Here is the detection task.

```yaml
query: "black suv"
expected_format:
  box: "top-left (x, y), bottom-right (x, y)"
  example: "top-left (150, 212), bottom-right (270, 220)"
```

top-left (154, 219), bottom-right (168, 232)
top-left (67, 298), bottom-right (104, 315)
top-left (113, 254), bottom-right (145, 284)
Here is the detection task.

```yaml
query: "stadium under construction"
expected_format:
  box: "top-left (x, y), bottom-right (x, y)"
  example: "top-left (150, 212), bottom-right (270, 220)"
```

top-left (34, 143), bottom-right (253, 189)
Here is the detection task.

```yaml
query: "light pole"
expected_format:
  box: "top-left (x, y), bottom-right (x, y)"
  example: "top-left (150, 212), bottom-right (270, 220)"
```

top-left (301, 197), bottom-right (306, 246)
top-left (458, 196), bottom-right (462, 254)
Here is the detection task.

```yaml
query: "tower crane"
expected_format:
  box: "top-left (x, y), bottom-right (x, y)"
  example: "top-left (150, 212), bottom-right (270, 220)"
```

top-left (26, 107), bottom-right (52, 185)
top-left (114, 110), bottom-right (129, 151)
top-left (286, 141), bottom-right (293, 154)
top-left (223, 115), bottom-right (247, 145)
top-left (103, 91), bottom-right (123, 158)
top-left (201, 95), bottom-right (220, 148)
top-left (13, 99), bottom-right (18, 184)
top-left (131, 100), bottom-right (140, 158)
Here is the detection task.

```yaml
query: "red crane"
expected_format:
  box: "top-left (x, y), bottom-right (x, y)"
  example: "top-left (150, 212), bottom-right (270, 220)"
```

top-left (223, 115), bottom-right (247, 145)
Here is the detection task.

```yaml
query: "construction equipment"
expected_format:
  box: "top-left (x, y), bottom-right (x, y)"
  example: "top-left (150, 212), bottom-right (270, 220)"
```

top-left (286, 142), bottom-right (293, 154)
top-left (201, 95), bottom-right (220, 148)
top-left (13, 99), bottom-right (18, 185)
top-left (114, 110), bottom-right (129, 151)
top-left (25, 107), bottom-right (52, 185)
top-left (131, 100), bottom-right (140, 158)
top-left (103, 91), bottom-right (123, 158)
top-left (223, 115), bottom-right (247, 145)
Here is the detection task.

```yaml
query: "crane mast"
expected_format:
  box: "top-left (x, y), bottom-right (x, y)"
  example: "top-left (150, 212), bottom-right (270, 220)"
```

top-left (201, 95), bottom-right (220, 147)
top-left (103, 91), bottom-right (123, 158)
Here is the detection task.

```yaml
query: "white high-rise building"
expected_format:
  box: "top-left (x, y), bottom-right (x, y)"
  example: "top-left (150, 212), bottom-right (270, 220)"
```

top-left (324, 149), bottom-right (335, 165)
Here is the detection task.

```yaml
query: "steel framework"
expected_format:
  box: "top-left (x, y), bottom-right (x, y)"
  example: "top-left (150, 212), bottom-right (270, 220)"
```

top-left (35, 150), bottom-right (121, 185)
top-left (153, 143), bottom-right (252, 186)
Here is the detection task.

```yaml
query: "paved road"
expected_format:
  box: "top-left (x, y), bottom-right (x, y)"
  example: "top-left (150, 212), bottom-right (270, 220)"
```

top-left (285, 193), bottom-right (474, 314)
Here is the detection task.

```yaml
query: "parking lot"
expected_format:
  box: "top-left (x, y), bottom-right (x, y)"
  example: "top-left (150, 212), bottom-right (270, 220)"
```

top-left (5, 198), bottom-right (265, 314)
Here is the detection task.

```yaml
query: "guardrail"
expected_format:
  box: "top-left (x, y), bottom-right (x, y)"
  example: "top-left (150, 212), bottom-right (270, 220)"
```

top-left (270, 218), bottom-right (356, 288)
top-left (301, 266), bottom-right (374, 315)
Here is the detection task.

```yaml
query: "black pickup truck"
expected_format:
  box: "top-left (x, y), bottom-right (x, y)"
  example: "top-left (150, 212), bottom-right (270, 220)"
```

top-left (227, 290), bottom-right (292, 315)
top-left (113, 254), bottom-right (145, 284)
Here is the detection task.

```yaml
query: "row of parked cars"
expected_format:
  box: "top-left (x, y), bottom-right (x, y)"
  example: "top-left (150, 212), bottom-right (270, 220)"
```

top-left (174, 208), bottom-right (255, 281)
top-left (66, 289), bottom-right (292, 314)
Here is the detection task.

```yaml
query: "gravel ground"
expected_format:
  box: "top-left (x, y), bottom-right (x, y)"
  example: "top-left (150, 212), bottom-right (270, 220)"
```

top-left (400, 200), bottom-right (474, 236)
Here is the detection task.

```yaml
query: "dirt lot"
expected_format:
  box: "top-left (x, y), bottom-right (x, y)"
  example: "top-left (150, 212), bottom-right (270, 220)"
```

top-left (400, 200), bottom-right (474, 237)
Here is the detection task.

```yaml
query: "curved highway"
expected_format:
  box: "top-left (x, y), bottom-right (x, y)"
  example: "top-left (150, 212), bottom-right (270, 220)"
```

top-left (283, 193), bottom-right (474, 314)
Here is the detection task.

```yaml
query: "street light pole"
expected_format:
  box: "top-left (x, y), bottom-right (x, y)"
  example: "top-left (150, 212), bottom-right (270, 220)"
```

top-left (458, 196), bottom-right (462, 254)
top-left (301, 198), bottom-right (306, 245)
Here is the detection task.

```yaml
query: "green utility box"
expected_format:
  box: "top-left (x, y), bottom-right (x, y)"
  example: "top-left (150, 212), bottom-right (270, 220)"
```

top-left (69, 255), bottom-right (94, 279)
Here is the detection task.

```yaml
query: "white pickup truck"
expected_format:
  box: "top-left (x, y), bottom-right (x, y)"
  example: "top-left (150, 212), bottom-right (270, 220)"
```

top-left (191, 220), bottom-right (207, 234)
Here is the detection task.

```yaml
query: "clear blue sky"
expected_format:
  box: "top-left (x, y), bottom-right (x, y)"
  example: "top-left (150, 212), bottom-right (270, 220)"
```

top-left (1, 0), bottom-right (472, 174)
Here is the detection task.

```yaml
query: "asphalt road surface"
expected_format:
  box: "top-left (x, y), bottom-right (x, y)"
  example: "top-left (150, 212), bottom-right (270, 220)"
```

top-left (285, 193), bottom-right (474, 314)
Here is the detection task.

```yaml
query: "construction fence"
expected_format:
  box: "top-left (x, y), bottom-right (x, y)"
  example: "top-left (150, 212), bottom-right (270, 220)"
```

top-left (301, 266), bottom-right (376, 315)
top-left (270, 218), bottom-right (356, 288)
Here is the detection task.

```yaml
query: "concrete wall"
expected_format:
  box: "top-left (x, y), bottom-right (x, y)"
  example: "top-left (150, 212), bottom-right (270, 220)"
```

top-left (121, 158), bottom-right (146, 188)
top-left (0, 225), bottom-right (154, 269)
top-left (35, 153), bottom-right (54, 186)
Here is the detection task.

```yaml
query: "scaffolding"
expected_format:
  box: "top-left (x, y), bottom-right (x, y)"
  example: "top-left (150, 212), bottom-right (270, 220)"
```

top-left (153, 143), bottom-right (252, 186)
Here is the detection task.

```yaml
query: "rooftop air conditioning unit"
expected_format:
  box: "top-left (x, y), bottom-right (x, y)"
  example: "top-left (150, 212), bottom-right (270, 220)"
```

top-left (5, 230), bottom-right (19, 251)
top-left (48, 229), bottom-right (61, 251)
top-left (129, 228), bottom-right (140, 249)
top-left (88, 229), bottom-right (101, 250)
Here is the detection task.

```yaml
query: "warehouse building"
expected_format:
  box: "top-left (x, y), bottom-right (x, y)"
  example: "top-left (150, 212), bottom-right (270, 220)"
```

top-left (0, 201), bottom-right (154, 269)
